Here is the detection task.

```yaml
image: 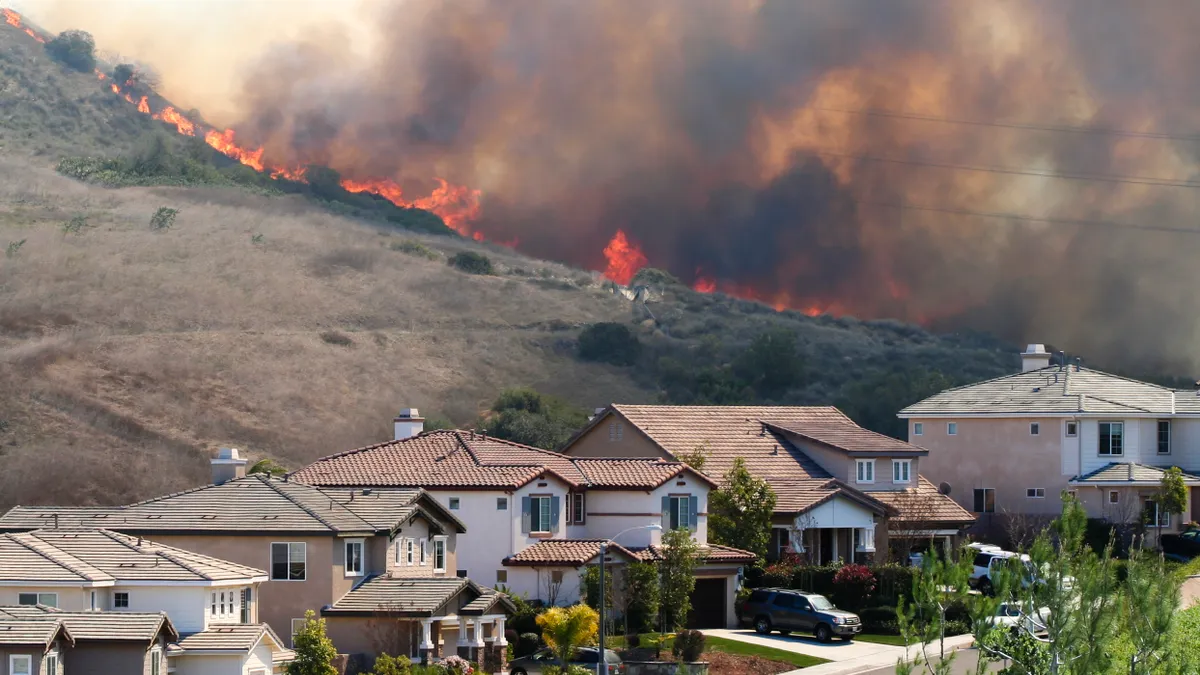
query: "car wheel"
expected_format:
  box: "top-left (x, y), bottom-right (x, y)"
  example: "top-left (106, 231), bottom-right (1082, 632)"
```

top-left (511, 669), bottom-right (527, 675)
top-left (754, 616), bottom-right (772, 634)
top-left (815, 624), bottom-right (832, 643)
top-left (979, 578), bottom-right (994, 597)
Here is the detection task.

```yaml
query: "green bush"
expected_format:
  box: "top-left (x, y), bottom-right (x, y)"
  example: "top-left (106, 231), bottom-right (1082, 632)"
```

top-left (517, 632), bottom-right (541, 657)
top-left (150, 207), bottom-right (178, 231)
top-left (577, 322), bottom-right (641, 366)
top-left (390, 239), bottom-right (440, 260)
top-left (370, 654), bottom-right (411, 675)
top-left (858, 606), bottom-right (898, 633)
top-left (448, 251), bottom-right (494, 275)
top-left (672, 629), bottom-right (706, 662)
top-left (46, 29), bottom-right (96, 72)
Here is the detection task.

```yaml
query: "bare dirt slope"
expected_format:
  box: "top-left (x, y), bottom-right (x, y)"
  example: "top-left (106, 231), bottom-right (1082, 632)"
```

top-left (0, 157), bottom-right (650, 506)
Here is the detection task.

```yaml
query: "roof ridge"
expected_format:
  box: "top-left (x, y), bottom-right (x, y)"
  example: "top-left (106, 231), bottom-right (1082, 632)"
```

top-left (101, 530), bottom-right (219, 580)
top-left (302, 429), bottom-right (463, 467)
top-left (11, 532), bottom-right (111, 583)
top-left (1081, 394), bottom-right (1159, 414)
top-left (304, 486), bottom-right (387, 532)
top-left (262, 481), bottom-right (342, 533)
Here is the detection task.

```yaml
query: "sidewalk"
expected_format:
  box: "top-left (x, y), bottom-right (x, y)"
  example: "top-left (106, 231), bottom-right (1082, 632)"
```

top-left (781, 634), bottom-right (978, 675)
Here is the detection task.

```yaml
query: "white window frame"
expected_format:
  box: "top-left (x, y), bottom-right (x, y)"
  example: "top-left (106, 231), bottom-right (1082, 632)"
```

top-left (1145, 498), bottom-right (1171, 528)
top-left (667, 495), bottom-right (691, 531)
top-left (1066, 421), bottom-right (1078, 438)
top-left (912, 422), bottom-right (923, 436)
top-left (947, 422), bottom-right (958, 436)
top-left (10, 655), bottom-right (32, 675)
top-left (1026, 488), bottom-right (1045, 499)
top-left (892, 460), bottom-right (911, 484)
top-left (344, 538), bottom-right (365, 577)
top-left (270, 542), bottom-right (307, 581)
top-left (290, 618), bottom-right (307, 648)
top-left (497, 497), bottom-right (508, 510)
top-left (856, 459), bottom-right (876, 484)
top-left (18, 592), bottom-right (57, 607)
top-left (529, 495), bottom-right (553, 533)
top-left (433, 536), bottom-right (448, 573)
top-left (1030, 422), bottom-right (1039, 436)
top-left (406, 538), bottom-right (415, 566)
top-left (496, 569), bottom-right (508, 584)
top-left (150, 647), bottom-right (162, 675)
top-left (45, 652), bottom-right (58, 675)
top-left (395, 537), bottom-right (405, 564)
top-left (420, 539), bottom-right (427, 566)
top-left (114, 592), bottom-right (129, 608)
top-left (1099, 421), bottom-right (1124, 456)
top-left (1158, 419), bottom-right (1172, 455)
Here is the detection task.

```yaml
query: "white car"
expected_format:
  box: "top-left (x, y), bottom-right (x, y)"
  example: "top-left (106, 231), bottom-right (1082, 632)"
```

top-left (988, 603), bottom-right (1050, 635)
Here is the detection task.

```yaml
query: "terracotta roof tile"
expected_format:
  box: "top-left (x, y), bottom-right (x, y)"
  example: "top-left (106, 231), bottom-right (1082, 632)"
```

top-left (503, 540), bottom-right (638, 567)
top-left (868, 478), bottom-right (975, 525)
top-left (633, 544), bottom-right (757, 564)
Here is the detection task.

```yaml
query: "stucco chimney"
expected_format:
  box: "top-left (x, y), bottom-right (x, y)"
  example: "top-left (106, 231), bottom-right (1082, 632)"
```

top-left (211, 448), bottom-right (248, 485)
top-left (394, 408), bottom-right (425, 440)
top-left (1020, 344), bottom-right (1051, 372)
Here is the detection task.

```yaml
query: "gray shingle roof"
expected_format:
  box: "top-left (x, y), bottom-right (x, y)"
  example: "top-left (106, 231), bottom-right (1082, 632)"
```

top-left (1070, 463), bottom-right (1200, 485)
top-left (168, 623), bottom-right (293, 661)
top-left (0, 530), bottom-right (265, 583)
top-left (900, 366), bottom-right (1184, 416)
top-left (322, 576), bottom-right (515, 617)
top-left (0, 606), bottom-right (177, 642)
top-left (0, 476), bottom-right (463, 536)
top-left (0, 618), bottom-right (71, 647)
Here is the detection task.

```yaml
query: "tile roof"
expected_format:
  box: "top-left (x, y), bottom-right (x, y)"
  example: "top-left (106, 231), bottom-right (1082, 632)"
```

top-left (0, 529), bottom-right (265, 583)
top-left (0, 617), bottom-right (71, 646)
top-left (502, 540), bottom-right (639, 567)
top-left (0, 475), bottom-right (463, 536)
top-left (459, 589), bottom-right (512, 616)
top-left (1070, 463), bottom-right (1200, 485)
top-left (168, 623), bottom-right (293, 661)
top-left (0, 606), bottom-right (177, 642)
top-left (324, 576), bottom-right (479, 616)
top-left (867, 478), bottom-right (976, 525)
top-left (290, 429), bottom-right (708, 491)
top-left (899, 366), bottom-right (1187, 417)
top-left (770, 479), bottom-right (892, 515)
top-left (632, 544), bottom-right (757, 564)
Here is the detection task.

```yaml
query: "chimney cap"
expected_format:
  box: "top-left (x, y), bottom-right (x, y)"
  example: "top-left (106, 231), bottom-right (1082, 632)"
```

top-left (394, 408), bottom-right (423, 420)
top-left (1023, 344), bottom-right (1048, 355)
top-left (212, 447), bottom-right (245, 463)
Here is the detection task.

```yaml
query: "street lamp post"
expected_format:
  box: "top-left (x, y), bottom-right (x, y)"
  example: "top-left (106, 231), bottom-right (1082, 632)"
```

top-left (597, 523), bottom-right (662, 675)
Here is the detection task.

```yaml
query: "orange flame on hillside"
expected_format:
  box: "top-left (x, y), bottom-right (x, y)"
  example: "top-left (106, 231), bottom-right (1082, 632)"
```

top-left (340, 177), bottom-right (482, 239)
top-left (3, 8), bottom-right (43, 43)
top-left (136, 96), bottom-right (150, 114)
top-left (203, 128), bottom-right (265, 172)
top-left (110, 83), bottom-right (119, 94)
top-left (151, 106), bottom-right (195, 136)
top-left (602, 230), bottom-right (648, 285)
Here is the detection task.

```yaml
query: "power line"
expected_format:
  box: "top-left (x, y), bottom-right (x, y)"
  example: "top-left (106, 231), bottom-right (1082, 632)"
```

top-left (813, 149), bottom-right (1200, 189)
top-left (806, 105), bottom-right (1200, 142)
top-left (854, 199), bottom-right (1200, 236)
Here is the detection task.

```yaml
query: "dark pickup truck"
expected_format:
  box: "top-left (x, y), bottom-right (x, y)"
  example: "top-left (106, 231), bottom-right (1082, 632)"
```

top-left (1161, 529), bottom-right (1200, 560)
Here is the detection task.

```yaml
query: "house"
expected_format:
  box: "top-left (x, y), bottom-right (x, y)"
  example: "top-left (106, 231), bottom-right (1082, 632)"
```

top-left (900, 344), bottom-right (1200, 543)
top-left (0, 465), bottom-right (509, 667)
top-left (558, 404), bottom-right (974, 562)
top-left (288, 412), bottom-right (755, 628)
top-left (0, 605), bottom-right (178, 675)
top-left (0, 613), bottom-right (70, 675)
top-left (0, 528), bottom-right (293, 673)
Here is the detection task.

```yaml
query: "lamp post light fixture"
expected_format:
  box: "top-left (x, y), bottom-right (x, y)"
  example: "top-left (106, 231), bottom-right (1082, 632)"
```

top-left (598, 523), bottom-right (663, 675)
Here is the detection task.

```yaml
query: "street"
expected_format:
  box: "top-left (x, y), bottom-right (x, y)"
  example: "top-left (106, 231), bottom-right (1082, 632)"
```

top-left (858, 648), bottom-right (1004, 675)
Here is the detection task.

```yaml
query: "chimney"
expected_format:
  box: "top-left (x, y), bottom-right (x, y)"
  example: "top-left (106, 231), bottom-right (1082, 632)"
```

top-left (1020, 344), bottom-right (1051, 372)
top-left (211, 448), bottom-right (248, 485)
top-left (393, 408), bottom-right (425, 441)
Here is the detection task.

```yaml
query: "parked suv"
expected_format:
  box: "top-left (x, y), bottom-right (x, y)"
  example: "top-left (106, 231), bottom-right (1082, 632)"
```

top-left (969, 550), bottom-right (1024, 595)
top-left (739, 588), bottom-right (861, 642)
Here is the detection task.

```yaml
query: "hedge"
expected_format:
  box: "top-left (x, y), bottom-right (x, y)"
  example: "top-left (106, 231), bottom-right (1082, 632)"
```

top-left (749, 563), bottom-right (920, 610)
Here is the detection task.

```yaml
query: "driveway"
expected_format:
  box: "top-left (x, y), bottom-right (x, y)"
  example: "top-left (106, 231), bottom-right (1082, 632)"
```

top-left (702, 629), bottom-right (978, 675)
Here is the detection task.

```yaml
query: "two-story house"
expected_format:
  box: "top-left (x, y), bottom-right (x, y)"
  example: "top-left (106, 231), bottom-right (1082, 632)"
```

top-left (0, 606), bottom-right (179, 675)
top-left (901, 344), bottom-right (1200, 543)
top-left (0, 613), bottom-right (70, 675)
top-left (289, 415), bottom-right (754, 628)
top-left (558, 405), bottom-right (975, 562)
top-left (0, 528), bottom-right (291, 673)
top-left (0, 466), bottom-right (509, 667)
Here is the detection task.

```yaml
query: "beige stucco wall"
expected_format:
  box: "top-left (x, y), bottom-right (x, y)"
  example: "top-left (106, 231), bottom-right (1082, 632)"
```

top-left (562, 415), bottom-right (672, 459)
top-left (0, 588), bottom-right (88, 610)
top-left (326, 616), bottom-right (417, 658)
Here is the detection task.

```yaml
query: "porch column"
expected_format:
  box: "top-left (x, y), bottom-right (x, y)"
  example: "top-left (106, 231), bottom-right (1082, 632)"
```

top-left (487, 616), bottom-right (509, 673)
top-left (457, 619), bottom-right (472, 659)
top-left (831, 528), bottom-right (839, 562)
top-left (419, 619), bottom-right (434, 665)
top-left (471, 618), bottom-right (486, 665)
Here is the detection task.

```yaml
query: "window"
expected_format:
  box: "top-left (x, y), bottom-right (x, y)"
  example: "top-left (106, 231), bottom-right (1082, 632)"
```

top-left (241, 588), bottom-right (252, 624)
top-left (973, 488), bottom-right (995, 513)
top-left (1026, 488), bottom-right (1046, 498)
top-left (457, 570), bottom-right (468, 578)
top-left (449, 497), bottom-right (460, 510)
top-left (150, 647), bottom-right (162, 675)
top-left (1066, 422), bottom-right (1078, 437)
top-left (551, 570), bottom-right (564, 584)
top-left (947, 422), bottom-right (958, 436)
top-left (497, 497), bottom-right (508, 510)
top-left (395, 537), bottom-right (405, 563)
top-left (46, 653), bottom-right (57, 675)
top-left (1099, 421), bottom-right (1124, 456)
top-left (1109, 490), bottom-right (1120, 504)
top-left (1145, 498), bottom-right (1170, 528)
top-left (18, 593), bottom-right (56, 607)
top-left (1158, 420), bottom-right (1172, 454)
top-left (433, 537), bottom-right (447, 573)
top-left (345, 539), bottom-right (364, 577)
top-left (406, 538), bottom-right (415, 566)
top-left (271, 542), bottom-right (306, 581)
top-left (211, 592), bottom-right (217, 617)
top-left (114, 592), bottom-right (129, 608)
top-left (530, 495), bottom-right (553, 533)
top-left (856, 460), bottom-right (875, 484)
top-left (571, 493), bottom-right (586, 524)
top-left (496, 570), bottom-right (508, 584)
top-left (291, 618), bottom-right (307, 647)
top-left (9, 656), bottom-right (31, 675)
top-left (90, 590), bottom-right (97, 611)
top-left (912, 422), bottom-right (923, 436)
top-left (667, 495), bottom-right (692, 530)
top-left (420, 539), bottom-right (427, 566)
top-left (1030, 423), bottom-right (1040, 436)
top-left (892, 460), bottom-right (911, 484)
top-left (608, 421), bottom-right (624, 441)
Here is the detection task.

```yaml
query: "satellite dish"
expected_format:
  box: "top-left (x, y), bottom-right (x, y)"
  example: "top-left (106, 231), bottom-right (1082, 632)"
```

top-left (938, 482), bottom-right (952, 496)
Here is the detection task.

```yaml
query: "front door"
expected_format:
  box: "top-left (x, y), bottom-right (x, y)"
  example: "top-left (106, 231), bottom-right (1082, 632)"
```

top-left (820, 529), bottom-right (833, 565)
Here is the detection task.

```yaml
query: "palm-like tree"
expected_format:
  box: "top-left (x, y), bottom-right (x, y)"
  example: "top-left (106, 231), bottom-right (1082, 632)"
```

top-left (536, 604), bottom-right (599, 664)
top-left (249, 458), bottom-right (287, 477)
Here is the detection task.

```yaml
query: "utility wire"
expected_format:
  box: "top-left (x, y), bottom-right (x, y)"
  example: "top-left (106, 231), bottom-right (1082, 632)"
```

top-left (854, 199), bottom-right (1200, 236)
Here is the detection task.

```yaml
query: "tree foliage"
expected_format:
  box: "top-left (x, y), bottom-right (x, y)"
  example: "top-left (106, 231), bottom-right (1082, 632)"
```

top-left (578, 322), bottom-right (642, 366)
top-left (286, 610), bottom-right (338, 675)
top-left (659, 528), bottom-right (699, 632)
top-left (46, 30), bottom-right (96, 72)
top-left (708, 457), bottom-right (776, 560)
top-left (731, 327), bottom-right (803, 398)
top-left (448, 251), bottom-right (494, 275)
top-left (481, 388), bottom-right (590, 450)
top-left (1155, 467), bottom-right (1188, 537)
top-left (837, 368), bottom-right (957, 440)
top-left (249, 458), bottom-right (287, 476)
top-left (622, 562), bottom-right (661, 635)
top-left (536, 604), bottom-right (599, 664)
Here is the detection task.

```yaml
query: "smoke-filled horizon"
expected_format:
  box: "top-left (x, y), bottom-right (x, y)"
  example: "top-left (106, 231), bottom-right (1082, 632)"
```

top-left (26, 0), bottom-right (1200, 373)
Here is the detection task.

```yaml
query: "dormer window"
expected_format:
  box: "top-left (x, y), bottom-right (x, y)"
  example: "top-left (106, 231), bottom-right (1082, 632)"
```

top-left (856, 460), bottom-right (875, 484)
top-left (892, 460), bottom-right (911, 484)
top-left (345, 539), bottom-right (364, 577)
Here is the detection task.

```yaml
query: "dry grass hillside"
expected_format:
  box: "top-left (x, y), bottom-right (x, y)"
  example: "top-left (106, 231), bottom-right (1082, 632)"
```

top-left (0, 156), bottom-right (651, 506)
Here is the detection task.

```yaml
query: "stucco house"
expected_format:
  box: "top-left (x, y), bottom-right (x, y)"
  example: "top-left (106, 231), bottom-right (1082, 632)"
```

top-left (0, 614), bottom-right (70, 675)
top-left (558, 405), bottom-right (974, 562)
top-left (901, 344), bottom-right (1200, 544)
top-left (0, 528), bottom-right (292, 673)
top-left (289, 413), bottom-right (755, 628)
top-left (0, 468), bottom-right (510, 667)
top-left (0, 606), bottom-right (178, 675)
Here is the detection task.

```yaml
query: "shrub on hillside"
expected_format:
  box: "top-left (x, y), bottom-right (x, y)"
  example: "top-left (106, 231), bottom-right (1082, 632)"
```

top-left (390, 239), bottom-right (440, 260)
top-left (448, 251), bottom-right (494, 275)
top-left (577, 322), bottom-right (641, 366)
top-left (46, 30), bottom-right (96, 72)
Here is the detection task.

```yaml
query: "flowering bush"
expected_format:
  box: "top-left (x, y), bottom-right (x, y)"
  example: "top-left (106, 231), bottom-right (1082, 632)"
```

top-left (440, 655), bottom-right (473, 675)
top-left (831, 563), bottom-right (876, 610)
top-left (761, 550), bottom-right (805, 587)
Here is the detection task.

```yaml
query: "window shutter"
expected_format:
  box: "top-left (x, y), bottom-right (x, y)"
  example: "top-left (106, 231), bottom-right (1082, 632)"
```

top-left (661, 496), bottom-right (670, 530)
top-left (521, 496), bottom-right (532, 534)
top-left (689, 496), bottom-right (699, 530)
top-left (550, 496), bottom-right (561, 533)
top-left (565, 494), bottom-right (573, 524)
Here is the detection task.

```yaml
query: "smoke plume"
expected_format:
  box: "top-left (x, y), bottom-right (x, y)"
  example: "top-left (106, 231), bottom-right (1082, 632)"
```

top-left (25, 0), bottom-right (1200, 372)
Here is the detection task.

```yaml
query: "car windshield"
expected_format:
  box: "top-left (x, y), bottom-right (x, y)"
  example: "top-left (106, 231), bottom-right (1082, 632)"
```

top-left (809, 595), bottom-right (835, 610)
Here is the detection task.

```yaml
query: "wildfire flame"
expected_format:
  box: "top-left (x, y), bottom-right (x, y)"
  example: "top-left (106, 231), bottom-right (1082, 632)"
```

top-left (136, 96), bottom-right (150, 114)
top-left (3, 8), bottom-right (43, 43)
top-left (602, 230), bottom-right (648, 285)
top-left (340, 177), bottom-right (482, 239)
top-left (151, 106), bottom-right (195, 136)
top-left (203, 128), bottom-right (265, 172)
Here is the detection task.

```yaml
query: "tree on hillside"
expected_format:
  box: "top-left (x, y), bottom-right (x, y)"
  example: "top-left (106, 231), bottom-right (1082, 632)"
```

top-left (658, 528), bottom-right (699, 632)
top-left (578, 322), bottom-right (642, 366)
top-left (837, 367), bottom-right (955, 439)
top-left (709, 457), bottom-right (776, 561)
top-left (731, 327), bottom-right (803, 398)
top-left (46, 30), bottom-right (96, 72)
top-left (286, 610), bottom-right (337, 675)
top-left (480, 388), bottom-right (590, 450)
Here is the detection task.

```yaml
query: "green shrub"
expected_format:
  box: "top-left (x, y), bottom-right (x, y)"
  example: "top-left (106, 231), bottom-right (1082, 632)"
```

top-left (577, 322), bottom-right (641, 366)
top-left (370, 654), bottom-right (410, 675)
top-left (448, 251), bottom-right (494, 275)
top-left (624, 633), bottom-right (641, 649)
top-left (858, 606), bottom-right (898, 633)
top-left (391, 239), bottom-right (440, 260)
top-left (5, 240), bottom-right (25, 259)
top-left (672, 629), bottom-right (706, 662)
top-left (517, 632), bottom-right (541, 657)
top-left (45, 29), bottom-right (96, 72)
top-left (150, 207), bottom-right (178, 231)
top-left (61, 215), bottom-right (88, 236)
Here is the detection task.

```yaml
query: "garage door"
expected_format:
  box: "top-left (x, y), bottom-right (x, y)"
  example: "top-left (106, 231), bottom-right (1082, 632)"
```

top-left (687, 578), bottom-right (727, 629)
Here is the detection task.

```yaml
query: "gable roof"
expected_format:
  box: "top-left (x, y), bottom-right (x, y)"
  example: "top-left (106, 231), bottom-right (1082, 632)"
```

top-left (867, 477), bottom-right (976, 525)
top-left (0, 529), bottom-right (265, 584)
top-left (0, 606), bottom-right (178, 643)
top-left (1070, 462), bottom-right (1200, 485)
top-left (168, 623), bottom-right (294, 662)
top-left (899, 365), bottom-right (1189, 417)
top-left (632, 543), bottom-right (757, 565)
top-left (502, 539), bottom-right (640, 567)
top-left (0, 617), bottom-right (72, 647)
top-left (289, 429), bottom-right (713, 491)
top-left (0, 475), bottom-right (464, 536)
top-left (321, 576), bottom-right (516, 617)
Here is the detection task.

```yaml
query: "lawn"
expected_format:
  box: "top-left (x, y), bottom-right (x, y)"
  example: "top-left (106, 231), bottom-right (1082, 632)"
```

top-left (610, 633), bottom-right (829, 670)
top-left (853, 632), bottom-right (910, 646)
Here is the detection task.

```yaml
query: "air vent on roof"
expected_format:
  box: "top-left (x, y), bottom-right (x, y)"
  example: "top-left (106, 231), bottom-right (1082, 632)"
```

top-left (262, 515), bottom-right (279, 520)
top-left (91, 514), bottom-right (109, 519)
top-left (200, 515), bottom-right (217, 520)
top-left (145, 515), bottom-right (162, 520)
top-left (1032, 387), bottom-right (1040, 392)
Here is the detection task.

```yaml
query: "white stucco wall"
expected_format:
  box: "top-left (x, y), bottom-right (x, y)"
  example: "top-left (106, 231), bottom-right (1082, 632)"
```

top-left (120, 586), bottom-right (206, 633)
top-left (243, 642), bottom-right (274, 675)
top-left (805, 497), bottom-right (876, 530)
top-left (504, 566), bottom-right (583, 606)
top-left (583, 477), bottom-right (710, 547)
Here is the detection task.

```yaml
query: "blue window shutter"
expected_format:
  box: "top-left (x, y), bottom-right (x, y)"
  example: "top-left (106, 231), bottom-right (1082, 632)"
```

top-left (661, 496), bottom-right (670, 530)
top-left (689, 496), bottom-right (699, 530)
top-left (521, 496), bottom-right (531, 534)
top-left (550, 496), bottom-right (561, 534)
